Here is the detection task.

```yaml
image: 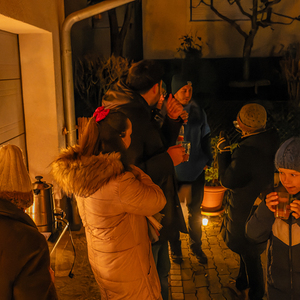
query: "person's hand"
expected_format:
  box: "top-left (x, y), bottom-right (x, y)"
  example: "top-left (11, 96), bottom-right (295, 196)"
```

top-left (179, 110), bottom-right (188, 124)
top-left (167, 144), bottom-right (186, 166)
top-left (166, 94), bottom-right (184, 120)
top-left (156, 94), bottom-right (165, 110)
top-left (265, 192), bottom-right (279, 213)
top-left (290, 199), bottom-right (300, 219)
top-left (183, 153), bottom-right (189, 162)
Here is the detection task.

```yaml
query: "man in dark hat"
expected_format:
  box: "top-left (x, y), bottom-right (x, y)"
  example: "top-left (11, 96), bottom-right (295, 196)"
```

top-left (169, 73), bottom-right (213, 265)
top-left (217, 103), bottom-right (280, 300)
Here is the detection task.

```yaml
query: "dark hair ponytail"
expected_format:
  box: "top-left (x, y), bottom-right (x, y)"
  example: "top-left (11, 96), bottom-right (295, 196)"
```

top-left (79, 109), bottom-right (131, 171)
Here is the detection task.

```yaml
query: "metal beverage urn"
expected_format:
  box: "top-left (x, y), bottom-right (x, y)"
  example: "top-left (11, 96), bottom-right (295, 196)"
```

top-left (26, 175), bottom-right (54, 232)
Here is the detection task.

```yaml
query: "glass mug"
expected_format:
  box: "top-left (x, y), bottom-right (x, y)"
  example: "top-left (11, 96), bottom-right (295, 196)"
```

top-left (274, 190), bottom-right (291, 220)
top-left (176, 140), bottom-right (191, 162)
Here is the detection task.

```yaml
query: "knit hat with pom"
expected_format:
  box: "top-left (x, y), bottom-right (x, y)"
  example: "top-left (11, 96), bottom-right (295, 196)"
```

top-left (275, 137), bottom-right (300, 172)
top-left (237, 103), bottom-right (267, 132)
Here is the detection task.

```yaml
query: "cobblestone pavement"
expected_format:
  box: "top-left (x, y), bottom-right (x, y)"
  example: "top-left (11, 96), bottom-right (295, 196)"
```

top-left (50, 228), bottom-right (101, 300)
top-left (169, 216), bottom-right (250, 300)
top-left (51, 201), bottom-right (267, 300)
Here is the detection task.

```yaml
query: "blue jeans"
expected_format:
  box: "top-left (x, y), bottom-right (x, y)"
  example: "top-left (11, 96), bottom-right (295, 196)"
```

top-left (152, 241), bottom-right (170, 300)
top-left (170, 172), bottom-right (205, 254)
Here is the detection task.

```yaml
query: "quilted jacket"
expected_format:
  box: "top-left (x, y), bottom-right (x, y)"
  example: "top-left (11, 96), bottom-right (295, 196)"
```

top-left (246, 198), bottom-right (300, 300)
top-left (51, 150), bottom-right (166, 299)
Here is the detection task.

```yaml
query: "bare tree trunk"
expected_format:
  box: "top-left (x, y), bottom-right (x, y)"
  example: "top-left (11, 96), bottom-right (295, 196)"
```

top-left (108, 9), bottom-right (119, 55)
top-left (242, 30), bottom-right (257, 80)
top-left (108, 3), bottom-right (134, 57)
top-left (242, 0), bottom-right (258, 81)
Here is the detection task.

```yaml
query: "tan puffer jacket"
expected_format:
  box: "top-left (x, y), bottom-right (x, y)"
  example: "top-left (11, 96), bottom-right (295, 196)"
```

top-left (51, 150), bottom-right (166, 300)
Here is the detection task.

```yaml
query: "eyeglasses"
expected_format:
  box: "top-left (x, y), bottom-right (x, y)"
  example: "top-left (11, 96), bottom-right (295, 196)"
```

top-left (233, 120), bottom-right (240, 129)
top-left (160, 89), bottom-right (167, 98)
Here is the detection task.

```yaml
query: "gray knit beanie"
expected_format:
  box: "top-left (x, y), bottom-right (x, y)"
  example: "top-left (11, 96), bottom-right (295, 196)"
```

top-left (171, 74), bottom-right (192, 95)
top-left (275, 137), bottom-right (300, 172)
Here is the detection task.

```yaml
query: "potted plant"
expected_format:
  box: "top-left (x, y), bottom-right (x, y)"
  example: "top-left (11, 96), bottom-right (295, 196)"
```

top-left (202, 136), bottom-right (238, 212)
top-left (176, 33), bottom-right (203, 60)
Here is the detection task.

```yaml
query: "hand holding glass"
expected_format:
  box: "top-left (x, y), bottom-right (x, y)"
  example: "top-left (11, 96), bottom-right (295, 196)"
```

top-left (176, 141), bottom-right (191, 162)
top-left (275, 191), bottom-right (291, 219)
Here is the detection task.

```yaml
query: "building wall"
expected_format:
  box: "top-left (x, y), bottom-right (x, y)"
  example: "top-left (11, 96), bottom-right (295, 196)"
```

top-left (64, 0), bottom-right (141, 61)
top-left (0, 0), bottom-right (65, 183)
top-left (143, 0), bottom-right (300, 59)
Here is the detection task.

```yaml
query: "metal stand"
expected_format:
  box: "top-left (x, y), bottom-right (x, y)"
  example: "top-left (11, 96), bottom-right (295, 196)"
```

top-left (49, 218), bottom-right (69, 256)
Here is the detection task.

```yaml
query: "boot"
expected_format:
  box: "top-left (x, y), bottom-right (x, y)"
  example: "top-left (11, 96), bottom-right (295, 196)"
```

top-left (190, 244), bottom-right (207, 264)
top-left (169, 241), bottom-right (183, 264)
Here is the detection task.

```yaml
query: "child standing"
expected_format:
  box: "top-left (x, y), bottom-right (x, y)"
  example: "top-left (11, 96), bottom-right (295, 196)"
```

top-left (246, 137), bottom-right (300, 300)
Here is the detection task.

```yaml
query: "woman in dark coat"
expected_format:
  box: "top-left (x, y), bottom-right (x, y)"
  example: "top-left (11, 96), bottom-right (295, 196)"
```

top-left (0, 144), bottom-right (57, 300)
top-left (217, 103), bottom-right (279, 300)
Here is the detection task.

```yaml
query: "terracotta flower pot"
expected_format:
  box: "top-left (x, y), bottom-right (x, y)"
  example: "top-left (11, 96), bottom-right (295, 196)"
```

top-left (202, 186), bottom-right (227, 212)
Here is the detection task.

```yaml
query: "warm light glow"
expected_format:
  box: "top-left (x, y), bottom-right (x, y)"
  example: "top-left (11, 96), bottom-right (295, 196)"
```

top-left (202, 217), bottom-right (209, 226)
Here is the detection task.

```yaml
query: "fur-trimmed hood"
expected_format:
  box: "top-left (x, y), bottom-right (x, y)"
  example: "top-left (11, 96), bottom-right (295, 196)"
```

top-left (51, 148), bottom-right (124, 197)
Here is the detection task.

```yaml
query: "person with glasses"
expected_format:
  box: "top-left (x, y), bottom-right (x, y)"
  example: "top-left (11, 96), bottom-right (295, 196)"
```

top-left (217, 103), bottom-right (279, 300)
top-left (102, 60), bottom-right (188, 300)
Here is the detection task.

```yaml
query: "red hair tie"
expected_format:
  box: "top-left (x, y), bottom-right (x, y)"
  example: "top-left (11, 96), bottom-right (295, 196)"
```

top-left (93, 106), bottom-right (110, 122)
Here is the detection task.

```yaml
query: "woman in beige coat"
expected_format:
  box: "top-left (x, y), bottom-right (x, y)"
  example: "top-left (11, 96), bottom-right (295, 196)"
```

top-left (51, 107), bottom-right (166, 300)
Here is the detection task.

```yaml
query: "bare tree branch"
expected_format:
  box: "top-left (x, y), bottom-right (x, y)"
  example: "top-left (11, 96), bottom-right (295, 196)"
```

top-left (234, 0), bottom-right (252, 19)
top-left (119, 3), bottom-right (134, 45)
top-left (201, 0), bottom-right (248, 38)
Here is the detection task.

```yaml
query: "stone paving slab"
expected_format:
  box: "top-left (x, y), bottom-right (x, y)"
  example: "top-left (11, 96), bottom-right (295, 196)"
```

top-left (168, 213), bottom-right (267, 300)
top-left (50, 229), bottom-right (101, 300)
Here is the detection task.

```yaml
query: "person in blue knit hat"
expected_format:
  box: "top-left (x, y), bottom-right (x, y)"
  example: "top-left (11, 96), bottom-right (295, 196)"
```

top-left (246, 136), bottom-right (300, 300)
top-left (169, 73), bottom-right (213, 264)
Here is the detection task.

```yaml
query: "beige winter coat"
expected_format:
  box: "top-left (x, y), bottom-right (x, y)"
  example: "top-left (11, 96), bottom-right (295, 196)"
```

top-left (51, 151), bottom-right (166, 300)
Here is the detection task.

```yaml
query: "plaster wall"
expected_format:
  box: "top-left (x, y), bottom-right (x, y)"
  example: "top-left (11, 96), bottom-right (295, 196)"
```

top-left (0, 0), bottom-right (65, 183)
top-left (143, 0), bottom-right (300, 59)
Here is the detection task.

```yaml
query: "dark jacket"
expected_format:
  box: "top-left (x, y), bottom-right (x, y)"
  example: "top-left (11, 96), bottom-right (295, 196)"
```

top-left (102, 80), bottom-right (187, 241)
top-left (175, 100), bottom-right (213, 182)
top-left (246, 198), bottom-right (300, 300)
top-left (218, 128), bottom-right (279, 254)
top-left (0, 198), bottom-right (58, 300)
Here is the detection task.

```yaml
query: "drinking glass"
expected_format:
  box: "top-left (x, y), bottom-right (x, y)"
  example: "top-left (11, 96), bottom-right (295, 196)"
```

top-left (275, 191), bottom-right (291, 219)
